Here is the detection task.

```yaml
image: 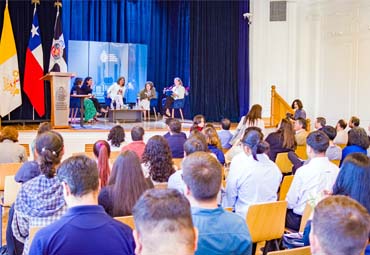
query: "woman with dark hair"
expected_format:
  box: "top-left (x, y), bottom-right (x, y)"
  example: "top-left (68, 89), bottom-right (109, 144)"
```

top-left (98, 150), bottom-right (151, 217)
top-left (190, 114), bottom-right (205, 132)
top-left (223, 128), bottom-right (282, 218)
top-left (107, 125), bottom-right (125, 151)
top-left (341, 127), bottom-right (369, 166)
top-left (202, 126), bottom-right (225, 164)
top-left (139, 81), bottom-right (157, 120)
top-left (93, 140), bottom-right (111, 188)
top-left (0, 126), bottom-right (27, 163)
top-left (80, 77), bottom-right (107, 116)
top-left (291, 99), bottom-right (306, 120)
top-left (230, 104), bottom-right (265, 145)
top-left (12, 131), bottom-right (66, 254)
top-left (265, 118), bottom-right (296, 162)
top-left (107, 76), bottom-right (126, 110)
top-left (142, 135), bottom-right (175, 184)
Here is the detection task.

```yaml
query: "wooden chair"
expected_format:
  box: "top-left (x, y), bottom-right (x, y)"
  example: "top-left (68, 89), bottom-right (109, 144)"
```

top-left (110, 151), bottom-right (121, 162)
top-left (154, 182), bottom-right (168, 189)
top-left (295, 145), bottom-right (307, 160)
top-left (173, 158), bottom-right (183, 170)
top-left (275, 153), bottom-right (293, 174)
top-left (84, 144), bottom-right (94, 153)
top-left (279, 175), bottom-right (294, 201)
top-left (299, 203), bottom-right (313, 233)
top-left (115, 215), bottom-right (135, 229)
top-left (20, 144), bottom-right (31, 157)
top-left (331, 159), bottom-right (340, 167)
top-left (246, 201), bottom-right (288, 255)
top-left (29, 226), bottom-right (42, 248)
top-left (72, 152), bottom-right (94, 158)
top-left (337, 143), bottom-right (346, 149)
top-left (224, 207), bottom-right (233, 212)
top-left (267, 246), bottom-right (311, 255)
top-left (0, 163), bottom-right (22, 191)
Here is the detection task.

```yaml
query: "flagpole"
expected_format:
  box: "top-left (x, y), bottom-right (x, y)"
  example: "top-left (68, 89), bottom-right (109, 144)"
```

top-left (30, 0), bottom-right (40, 121)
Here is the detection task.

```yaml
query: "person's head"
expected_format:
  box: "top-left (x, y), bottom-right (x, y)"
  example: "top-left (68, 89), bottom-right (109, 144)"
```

top-left (240, 128), bottom-right (265, 160)
top-left (182, 152), bottom-right (222, 203)
top-left (321, 125), bottom-right (337, 141)
top-left (193, 115), bottom-right (205, 129)
top-left (83, 76), bottom-right (93, 86)
top-left (278, 118), bottom-right (295, 149)
top-left (57, 155), bottom-right (99, 206)
top-left (107, 125), bottom-right (125, 147)
top-left (174, 77), bottom-right (183, 86)
top-left (36, 131), bottom-right (64, 178)
top-left (93, 140), bottom-right (111, 188)
top-left (244, 104), bottom-right (262, 124)
top-left (202, 126), bottom-right (222, 150)
top-left (310, 195), bottom-right (370, 255)
top-left (0, 126), bottom-right (19, 142)
top-left (132, 189), bottom-right (197, 255)
top-left (168, 118), bottom-right (182, 134)
top-left (315, 117), bottom-right (326, 129)
top-left (142, 135), bottom-right (175, 183)
top-left (74, 77), bottom-right (83, 86)
top-left (291, 99), bottom-right (303, 110)
top-left (294, 118), bottom-right (307, 131)
top-left (183, 137), bottom-right (208, 156)
top-left (145, 81), bottom-right (153, 90)
top-left (336, 119), bottom-right (347, 131)
top-left (347, 127), bottom-right (370, 150)
top-left (333, 153), bottom-right (370, 213)
top-left (349, 116), bottom-right (360, 128)
top-left (108, 150), bottom-right (149, 216)
top-left (37, 122), bottom-right (52, 136)
top-left (131, 126), bottom-right (145, 141)
top-left (117, 76), bottom-right (125, 86)
top-left (306, 131), bottom-right (329, 157)
top-left (220, 118), bottom-right (231, 130)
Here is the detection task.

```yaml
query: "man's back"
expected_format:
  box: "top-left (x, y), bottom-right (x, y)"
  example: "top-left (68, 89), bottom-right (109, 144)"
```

top-left (29, 205), bottom-right (135, 255)
top-left (192, 206), bottom-right (252, 255)
top-left (165, 133), bottom-right (187, 158)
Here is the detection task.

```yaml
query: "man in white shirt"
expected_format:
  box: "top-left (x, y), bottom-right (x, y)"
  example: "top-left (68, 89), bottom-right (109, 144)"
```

top-left (286, 131), bottom-right (339, 231)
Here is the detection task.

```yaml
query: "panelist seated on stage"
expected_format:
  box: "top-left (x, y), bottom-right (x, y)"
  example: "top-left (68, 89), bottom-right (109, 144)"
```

top-left (107, 76), bottom-right (126, 110)
top-left (80, 77), bottom-right (107, 115)
top-left (162, 77), bottom-right (186, 117)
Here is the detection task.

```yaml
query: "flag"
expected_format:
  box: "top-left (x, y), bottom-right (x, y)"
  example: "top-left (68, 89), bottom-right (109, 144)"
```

top-left (24, 6), bottom-right (45, 117)
top-left (49, 6), bottom-right (67, 72)
top-left (0, 4), bottom-right (22, 117)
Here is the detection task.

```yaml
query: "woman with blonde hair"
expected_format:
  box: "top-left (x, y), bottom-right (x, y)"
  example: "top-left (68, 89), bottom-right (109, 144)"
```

top-left (203, 126), bottom-right (225, 164)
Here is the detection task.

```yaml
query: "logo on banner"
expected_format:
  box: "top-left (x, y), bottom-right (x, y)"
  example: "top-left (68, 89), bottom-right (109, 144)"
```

top-left (2, 70), bottom-right (20, 96)
top-left (51, 40), bottom-right (65, 61)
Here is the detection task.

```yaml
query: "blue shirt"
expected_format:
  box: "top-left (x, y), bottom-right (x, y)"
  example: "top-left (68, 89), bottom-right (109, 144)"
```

top-left (208, 145), bottom-right (225, 165)
top-left (164, 133), bottom-right (187, 158)
top-left (192, 206), bottom-right (252, 255)
top-left (340, 145), bottom-right (367, 166)
top-left (29, 205), bottom-right (135, 255)
top-left (218, 130), bottom-right (233, 149)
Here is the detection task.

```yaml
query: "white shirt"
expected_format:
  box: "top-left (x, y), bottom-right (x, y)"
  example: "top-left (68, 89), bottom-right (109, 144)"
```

top-left (171, 85), bottom-right (185, 100)
top-left (107, 83), bottom-right (126, 98)
top-left (333, 129), bottom-right (348, 145)
top-left (168, 169), bottom-right (185, 193)
top-left (286, 157), bottom-right (339, 215)
top-left (223, 153), bottom-right (282, 219)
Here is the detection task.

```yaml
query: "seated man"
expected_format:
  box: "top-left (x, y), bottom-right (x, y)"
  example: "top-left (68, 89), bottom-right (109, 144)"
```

top-left (182, 151), bottom-right (252, 255)
top-left (315, 117), bottom-right (326, 131)
top-left (164, 118), bottom-right (187, 158)
top-left (132, 189), bottom-right (197, 255)
top-left (217, 118), bottom-right (233, 149)
top-left (286, 131), bottom-right (339, 231)
top-left (121, 126), bottom-right (146, 159)
top-left (294, 117), bottom-right (308, 146)
top-left (333, 119), bottom-right (348, 145)
top-left (310, 195), bottom-right (370, 255)
top-left (29, 155), bottom-right (135, 254)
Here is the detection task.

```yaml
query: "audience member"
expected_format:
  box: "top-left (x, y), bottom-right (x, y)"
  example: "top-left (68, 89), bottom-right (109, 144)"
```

top-left (31, 122), bottom-right (52, 158)
top-left (314, 117), bottom-right (326, 130)
top-left (121, 126), bottom-right (146, 159)
top-left (224, 128), bottom-right (282, 218)
top-left (164, 118), bottom-right (187, 158)
top-left (322, 125), bottom-right (342, 160)
top-left (29, 155), bottom-right (135, 254)
top-left (341, 127), bottom-right (369, 166)
top-left (0, 126), bottom-right (27, 163)
top-left (349, 116), bottom-right (360, 129)
top-left (230, 104), bottom-right (265, 145)
top-left (203, 126), bottom-right (225, 164)
top-left (183, 151), bottom-right (252, 255)
top-left (93, 140), bottom-right (111, 188)
top-left (265, 118), bottom-right (296, 161)
top-left (294, 118), bottom-right (308, 146)
top-left (163, 118), bottom-right (187, 139)
top-left (286, 131), bottom-right (339, 231)
top-left (132, 189), bottom-right (197, 255)
top-left (310, 196), bottom-right (370, 255)
top-left (107, 125), bottom-right (125, 151)
top-left (98, 150), bottom-right (151, 217)
top-left (12, 131), bottom-right (67, 254)
top-left (291, 99), bottom-right (306, 120)
top-left (190, 114), bottom-right (205, 132)
top-left (218, 118), bottom-right (233, 149)
top-left (142, 135), bottom-right (175, 184)
top-left (333, 119), bottom-right (348, 145)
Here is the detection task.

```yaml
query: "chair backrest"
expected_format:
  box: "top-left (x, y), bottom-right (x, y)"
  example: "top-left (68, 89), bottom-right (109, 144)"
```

top-left (29, 226), bottom-right (42, 248)
top-left (3, 175), bottom-right (21, 206)
top-left (72, 152), bottom-right (94, 158)
top-left (224, 207), bottom-right (233, 212)
top-left (267, 246), bottom-right (311, 255)
top-left (330, 159), bottom-right (340, 167)
top-left (172, 158), bottom-right (183, 170)
top-left (85, 144), bottom-right (94, 153)
top-left (110, 151), bottom-right (121, 162)
top-left (299, 203), bottom-right (313, 233)
top-left (275, 153), bottom-right (293, 174)
top-left (279, 175), bottom-right (294, 201)
top-left (0, 163), bottom-right (22, 191)
top-left (154, 182), bottom-right (168, 189)
top-left (295, 145), bottom-right (308, 160)
top-left (20, 144), bottom-right (31, 157)
top-left (246, 201), bottom-right (288, 243)
top-left (337, 143), bottom-right (346, 149)
top-left (115, 215), bottom-right (135, 229)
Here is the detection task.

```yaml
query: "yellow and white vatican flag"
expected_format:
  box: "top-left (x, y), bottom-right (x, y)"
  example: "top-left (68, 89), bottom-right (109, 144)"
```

top-left (0, 3), bottom-right (22, 117)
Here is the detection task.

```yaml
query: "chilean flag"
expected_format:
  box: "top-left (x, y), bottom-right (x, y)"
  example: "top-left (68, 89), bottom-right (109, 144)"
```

top-left (24, 6), bottom-right (44, 117)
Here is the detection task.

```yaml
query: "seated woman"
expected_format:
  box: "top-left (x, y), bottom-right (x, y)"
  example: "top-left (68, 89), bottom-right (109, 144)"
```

top-left (107, 125), bottom-right (126, 151)
top-left (202, 126), bottom-right (225, 165)
top-left (139, 81), bottom-right (157, 120)
top-left (69, 77), bottom-right (83, 123)
top-left (0, 126), bottom-right (27, 163)
top-left (340, 127), bottom-right (369, 166)
top-left (80, 77), bottom-right (107, 115)
top-left (93, 140), bottom-right (111, 188)
top-left (189, 114), bottom-right (206, 132)
top-left (98, 150), bottom-right (151, 217)
top-left (162, 77), bottom-right (185, 117)
top-left (107, 77), bottom-right (126, 110)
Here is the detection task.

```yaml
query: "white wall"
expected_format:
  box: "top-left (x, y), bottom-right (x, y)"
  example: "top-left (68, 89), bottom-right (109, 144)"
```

top-left (250, 0), bottom-right (370, 129)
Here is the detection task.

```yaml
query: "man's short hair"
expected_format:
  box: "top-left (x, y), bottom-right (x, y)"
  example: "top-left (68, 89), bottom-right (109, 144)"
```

top-left (306, 131), bottom-right (329, 153)
top-left (337, 119), bottom-right (347, 130)
top-left (132, 189), bottom-right (195, 252)
top-left (316, 117), bottom-right (326, 127)
top-left (168, 118), bottom-right (182, 133)
top-left (57, 155), bottom-right (99, 197)
top-left (296, 118), bottom-right (307, 130)
top-left (220, 118), bottom-right (231, 130)
top-left (131, 126), bottom-right (144, 141)
top-left (350, 116), bottom-right (360, 127)
top-left (182, 151), bottom-right (222, 201)
top-left (311, 195), bottom-right (370, 255)
top-left (183, 137), bottom-right (208, 156)
top-left (321, 125), bottom-right (337, 141)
